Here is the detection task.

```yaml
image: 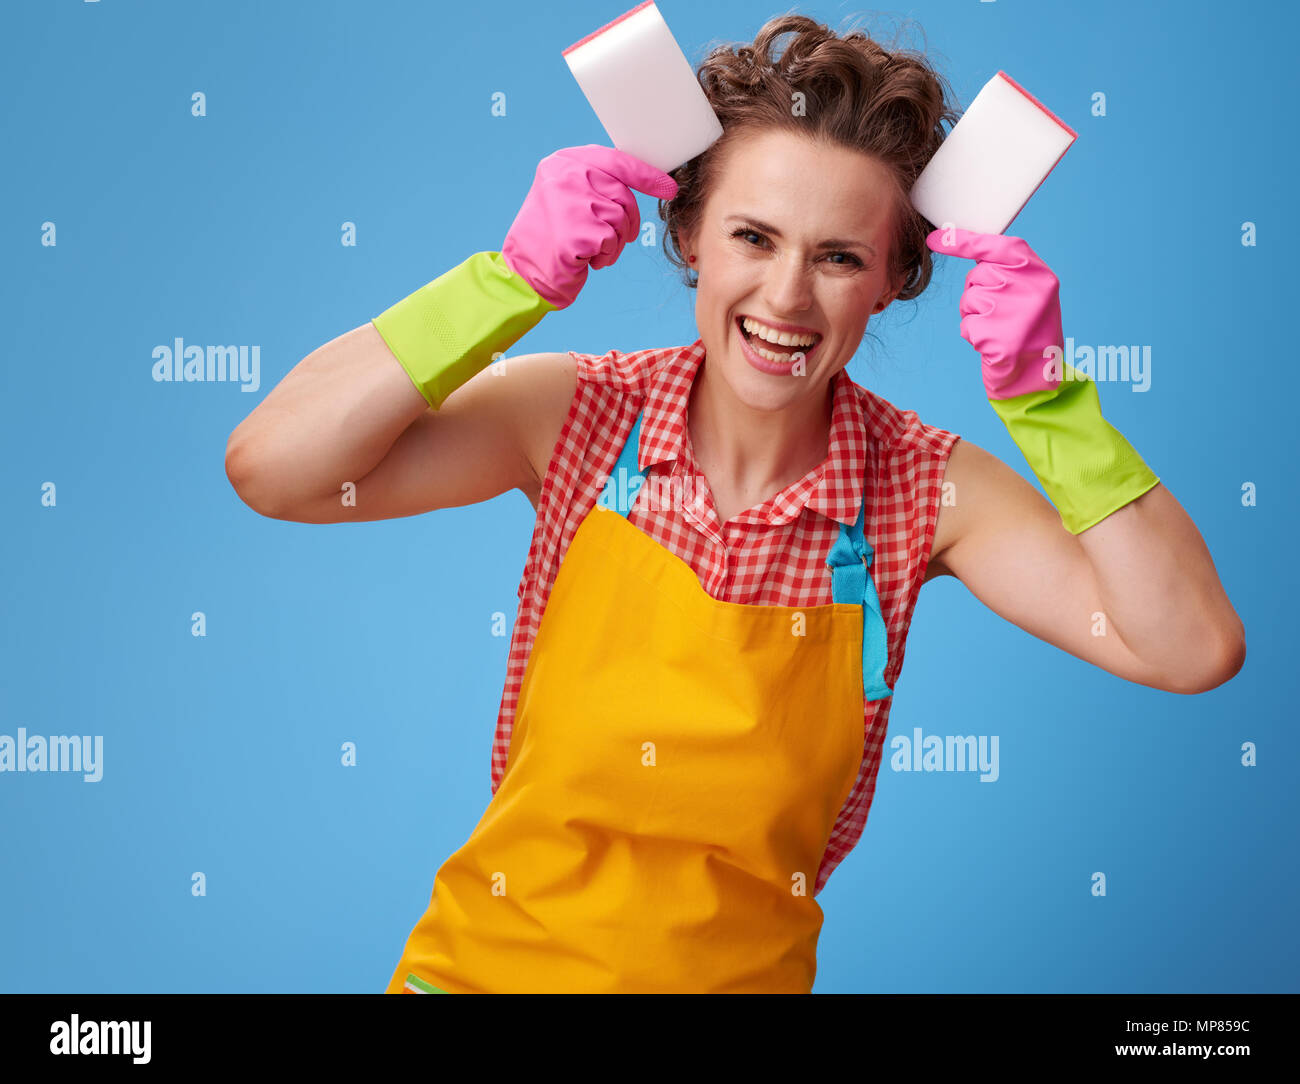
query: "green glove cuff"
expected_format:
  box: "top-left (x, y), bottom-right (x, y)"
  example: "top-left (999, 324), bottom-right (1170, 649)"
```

top-left (988, 362), bottom-right (1161, 534)
top-left (371, 250), bottom-right (558, 410)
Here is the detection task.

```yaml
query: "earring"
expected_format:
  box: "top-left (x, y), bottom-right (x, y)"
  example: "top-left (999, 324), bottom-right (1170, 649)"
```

top-left (689, 255), bottom-right (696, 263)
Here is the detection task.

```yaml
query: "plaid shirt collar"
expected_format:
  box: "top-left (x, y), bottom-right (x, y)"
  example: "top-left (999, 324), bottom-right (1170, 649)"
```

top-left (633, 339), bottom-right (869, 528)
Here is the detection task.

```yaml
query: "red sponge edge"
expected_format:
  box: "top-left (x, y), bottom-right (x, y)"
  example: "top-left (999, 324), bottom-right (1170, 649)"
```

top-left (563, 1), bottom-right (655, 57)
top-left (996, 70), bottom-right (1079, 142)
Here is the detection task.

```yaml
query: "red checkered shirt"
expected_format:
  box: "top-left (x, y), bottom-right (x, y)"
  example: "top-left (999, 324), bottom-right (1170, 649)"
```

top-left (492, 339), bottom-right (959, 894)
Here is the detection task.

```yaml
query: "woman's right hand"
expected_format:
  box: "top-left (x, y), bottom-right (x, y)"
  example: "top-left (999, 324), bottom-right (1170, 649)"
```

top-left (502, 145), bottom-right (679, 310)
top-left (227, 146), bottom-right (673, 524)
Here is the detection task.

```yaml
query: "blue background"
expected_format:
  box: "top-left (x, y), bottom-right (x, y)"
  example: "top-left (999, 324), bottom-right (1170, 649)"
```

top-left (2, 0), bottom-right (1293, 993)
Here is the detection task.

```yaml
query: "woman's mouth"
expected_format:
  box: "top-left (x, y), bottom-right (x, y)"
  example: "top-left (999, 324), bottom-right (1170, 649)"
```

top-left (735, 316), bottom-right (822, 374)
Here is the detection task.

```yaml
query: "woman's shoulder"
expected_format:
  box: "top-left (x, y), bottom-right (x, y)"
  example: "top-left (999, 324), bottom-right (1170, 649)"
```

top-left (566, 342), bottom-right (700, 399)
top-left (502, 344), bottom-right (666, 471)
top-left (518, 343), bottom-right (697, 506)
top-left (844, 374), bottom-right (960, 463)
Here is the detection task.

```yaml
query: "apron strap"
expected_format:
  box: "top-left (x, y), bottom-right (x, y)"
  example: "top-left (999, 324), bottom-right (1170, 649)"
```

top-left (604, 406), bottom-right (891, 701)
top-left (825, 501), bottom-right (893, 701)
top-left (601, 409), bottom-right (646, 516)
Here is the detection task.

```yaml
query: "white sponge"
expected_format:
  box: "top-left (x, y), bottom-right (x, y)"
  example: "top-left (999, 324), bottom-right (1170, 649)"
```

top-left (563, 1), bottom-right (723, 174)
top-left (910, 70), bottom-right (1077, 235)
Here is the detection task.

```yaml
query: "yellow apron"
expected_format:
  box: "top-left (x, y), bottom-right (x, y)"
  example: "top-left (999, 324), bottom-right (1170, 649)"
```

top-left (386, 405), bottom-right (893, 993)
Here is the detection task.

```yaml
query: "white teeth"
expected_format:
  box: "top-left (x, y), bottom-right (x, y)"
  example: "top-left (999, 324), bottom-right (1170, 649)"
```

top-left (741, 317), bottom-right (818, 348)
top-left (748, 339), bottom-right (803, 365)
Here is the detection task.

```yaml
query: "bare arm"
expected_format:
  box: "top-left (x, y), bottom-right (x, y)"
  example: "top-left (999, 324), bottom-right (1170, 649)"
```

top-left (925, 438), bottom-right (1246, 695)
top-left (224, 322), bottom-right (576, 522)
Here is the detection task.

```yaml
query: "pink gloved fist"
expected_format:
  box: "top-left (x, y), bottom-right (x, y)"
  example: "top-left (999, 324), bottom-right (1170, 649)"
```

top-left (502, 145), bottom-right (679, 310)
top-left (926, 227), bottom-right (1065, 400)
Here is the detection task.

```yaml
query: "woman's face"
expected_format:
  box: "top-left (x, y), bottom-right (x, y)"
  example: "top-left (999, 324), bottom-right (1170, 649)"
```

top-left (681, 128), bottom-right (903, 412)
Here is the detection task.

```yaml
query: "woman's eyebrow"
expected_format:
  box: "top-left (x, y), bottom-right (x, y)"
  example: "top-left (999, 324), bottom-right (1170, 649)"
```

top-left (725, 214), bottom-right (877, 258)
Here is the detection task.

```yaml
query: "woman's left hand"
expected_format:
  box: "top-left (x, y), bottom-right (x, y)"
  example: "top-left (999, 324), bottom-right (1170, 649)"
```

top-left (925, 227), bottom-right (1064, 400)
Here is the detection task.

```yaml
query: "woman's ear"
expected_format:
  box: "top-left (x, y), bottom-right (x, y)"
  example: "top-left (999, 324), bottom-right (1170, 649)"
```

top-left (872, 270), bottom-right (905, 314)
top-left (676, 222), bottom-right (699, 267)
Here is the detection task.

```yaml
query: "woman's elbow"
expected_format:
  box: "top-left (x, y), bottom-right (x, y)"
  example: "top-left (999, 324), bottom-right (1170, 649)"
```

top-left (225, 427), bottom-right (285, 519)
top-left (1171, 626), bottom-right (1246, 695)
top-left (1209, 631), bottom-right (1247, 690)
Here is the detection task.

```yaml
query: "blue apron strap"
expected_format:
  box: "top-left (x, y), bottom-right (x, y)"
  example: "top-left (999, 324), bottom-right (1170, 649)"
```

top-left (826, 497), bottom-right (893, 701)
top-left (599, 408), bottom-right (646, 518)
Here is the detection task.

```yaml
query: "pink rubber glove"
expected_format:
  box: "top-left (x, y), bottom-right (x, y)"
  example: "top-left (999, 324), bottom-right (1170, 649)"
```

top-left (501, 145), bottom-right (679, 310)
top-left (925, 227), bottom-right (1064, 400)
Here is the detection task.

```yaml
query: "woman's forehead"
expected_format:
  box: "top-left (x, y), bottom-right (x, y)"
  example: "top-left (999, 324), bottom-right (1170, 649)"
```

top-left (708, 131), bottom-right (896, 237)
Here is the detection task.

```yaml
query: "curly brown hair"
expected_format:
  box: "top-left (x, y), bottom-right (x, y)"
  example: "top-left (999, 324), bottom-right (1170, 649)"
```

top-left (659, 11), bottom-right (961, 304)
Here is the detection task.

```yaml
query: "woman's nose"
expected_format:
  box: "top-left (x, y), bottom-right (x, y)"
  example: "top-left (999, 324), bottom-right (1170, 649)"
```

top-left (763, 252), bottom-right (815, 314)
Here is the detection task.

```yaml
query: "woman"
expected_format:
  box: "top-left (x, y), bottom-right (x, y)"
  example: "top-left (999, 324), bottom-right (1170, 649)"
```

top-left (224, 15), bottom-right (1245, 993)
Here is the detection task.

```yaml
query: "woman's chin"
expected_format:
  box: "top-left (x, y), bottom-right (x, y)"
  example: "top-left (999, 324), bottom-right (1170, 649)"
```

top-left (699, 326), bottom-right (834, 411)
top-left (714, 356), bottom-right (813, 413)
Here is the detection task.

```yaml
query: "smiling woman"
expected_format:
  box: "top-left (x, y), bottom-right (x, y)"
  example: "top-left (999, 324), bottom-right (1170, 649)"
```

top-left (671, 128), bottom-right (921, 511)
top-left (226, 8), bottom-right (1244, 995)
top-left (366, 14), bottom-right (984, 994)
top-left (660, 14), bottom-right (957, 302)
top-left (642, 15), bottom-right (961, 517)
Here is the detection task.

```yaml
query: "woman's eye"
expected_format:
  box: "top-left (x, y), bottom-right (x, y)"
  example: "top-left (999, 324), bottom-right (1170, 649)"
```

top-left (731, 229), bottom-right (865, 268)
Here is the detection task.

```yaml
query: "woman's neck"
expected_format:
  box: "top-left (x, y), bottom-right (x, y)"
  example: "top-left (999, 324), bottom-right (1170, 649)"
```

top-left (686, 359), bottom-right (835, 521)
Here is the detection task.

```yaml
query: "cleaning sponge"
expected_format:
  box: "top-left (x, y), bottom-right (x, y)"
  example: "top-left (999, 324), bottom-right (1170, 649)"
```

top-left (911, 70), bottom-right (1077, 235)
top-left (563, 2), bottom-right (723, 174)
